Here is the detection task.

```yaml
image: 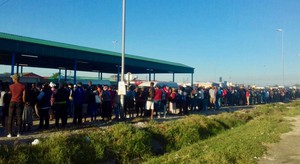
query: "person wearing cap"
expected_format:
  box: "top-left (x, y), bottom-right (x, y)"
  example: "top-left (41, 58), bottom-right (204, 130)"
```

top-left (7, 74), bottom-right (26, 137)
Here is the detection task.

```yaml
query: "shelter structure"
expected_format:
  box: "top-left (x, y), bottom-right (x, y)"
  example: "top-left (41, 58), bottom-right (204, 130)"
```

top-left (0, 32), bottom-right (194, 85)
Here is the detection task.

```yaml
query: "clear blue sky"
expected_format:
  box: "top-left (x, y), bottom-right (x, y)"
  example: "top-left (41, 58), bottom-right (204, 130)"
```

top-left (0, 0), bottom-right (300, 86)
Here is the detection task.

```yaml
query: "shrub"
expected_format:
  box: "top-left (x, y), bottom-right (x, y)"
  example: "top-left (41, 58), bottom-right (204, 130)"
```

top-left (106, 123), bottom-right (152, 163)
top-left (147, 115), bottom-right (234, 152)
top-left (2, 101), bottom-right (300, 163)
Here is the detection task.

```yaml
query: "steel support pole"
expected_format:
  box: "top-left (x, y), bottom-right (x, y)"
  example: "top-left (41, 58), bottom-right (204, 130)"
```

top-left (120, 0), bottom-right (126, 119)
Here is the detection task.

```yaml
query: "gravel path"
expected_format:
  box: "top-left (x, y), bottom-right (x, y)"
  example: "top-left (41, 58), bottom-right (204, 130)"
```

top-left (259, 115), bottom-right (300, 164)
top-left (0, 105), bottom-right (252, 145)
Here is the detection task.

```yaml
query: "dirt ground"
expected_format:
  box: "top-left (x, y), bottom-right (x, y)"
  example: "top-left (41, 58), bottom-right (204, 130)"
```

top-left (259, 115), bottom-right (300, 164)
top-left (0, 105), bottom-right (252, 143)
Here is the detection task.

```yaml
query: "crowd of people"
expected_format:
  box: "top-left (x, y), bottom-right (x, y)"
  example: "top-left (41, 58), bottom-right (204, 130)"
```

top-left (0, 74), bottom-right (300, 138)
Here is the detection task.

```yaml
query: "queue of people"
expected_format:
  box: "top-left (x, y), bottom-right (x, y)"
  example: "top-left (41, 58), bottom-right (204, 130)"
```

top-left (1, 75), bottom-right (300, 138)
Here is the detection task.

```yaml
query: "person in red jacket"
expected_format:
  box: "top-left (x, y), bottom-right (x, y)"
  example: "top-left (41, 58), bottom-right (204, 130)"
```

top-left (152, 85), bottom-right (162, 119)
top-left (246, 89), bottom-right (250, 105)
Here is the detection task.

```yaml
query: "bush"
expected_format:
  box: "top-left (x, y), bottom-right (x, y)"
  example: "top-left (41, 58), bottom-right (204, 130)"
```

top-left (145, 115), bottom-right (292, 164)
top-left (0, 125), bottom-right (152, 164)
top-left (146, 114), bottom-right (244, 152)
top-left (106, 123), bottom-right (152, 163)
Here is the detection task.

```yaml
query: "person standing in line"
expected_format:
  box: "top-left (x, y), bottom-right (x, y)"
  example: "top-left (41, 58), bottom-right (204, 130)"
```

top-left (87, 81), bottom-right (97, 121)
top-left (197, 87), bottom-right (204, 111)
top-left (66, 83), bottom-right (74, 118)
top-left (108, 86), bottom-right (116, 117)
top-left (169, 88), bottom-right (177, 114)
top-left (113, 90), bottom-right (121, 119)
top-left (216, 87), bottom-right (222, 110)
top-left (190, 87), bottom-right (197, 111)
top-left (7, 74), bottom-right (26, 137)
top-left (0, 83), bottom-right (6, 127)
top-left (147, 82), bottom-right (155, 118)
top-left (182, 87), bottom-right (189, 115)
top-left (96, 85), bottom-right (102, 118)
top-left (177, 86), bottom-right (184, 115)
top-left (209, 86), bottom-right (216, 109)
top-left (222, 88), bottom-right (228, 106)
top-left (82, 86), bottom-right (89, 122)
top-left (49, 82), bottom-right (57, 121)
top-left (53, 83), bottom-right (69, 128)
top-left (37, 83), bottom-right (52, 130)
top-left (2, 87), bottom-right (11, 134)
top-left (100, 85), bottom-right (112, 120)
top-left (125, 86), bottom-right (135, 118)
top-left (161, 85), bottom-right (170, 118)
top-left (22, 83), bottom-right (38, 132)
top-left (73, 82), bottom-right (85, 125)
top-left (153, 85), bottom-right (162, 118)
top-left (140, 87), bottom-right (147, 117)
top-left (246, 89), bottom-right (250, 105)
top-left (203, 88), bottom-right (210, 112)
top-left (134, 87), bottom-right (144, 117)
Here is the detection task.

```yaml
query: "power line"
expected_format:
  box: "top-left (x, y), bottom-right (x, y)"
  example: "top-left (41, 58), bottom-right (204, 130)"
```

top-left (0, 0), bottom-right (10, 8)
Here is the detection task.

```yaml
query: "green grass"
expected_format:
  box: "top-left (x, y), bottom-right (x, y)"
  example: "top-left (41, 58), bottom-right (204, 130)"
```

top-left (144, 115), bottom-right (290, 164)
top-left (144, 101), bottom-right (300, 163)
top-left (1, 100), bottom-right (300, 164)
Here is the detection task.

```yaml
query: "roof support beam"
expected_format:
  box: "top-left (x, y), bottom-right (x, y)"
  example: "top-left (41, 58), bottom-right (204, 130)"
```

top-left (16, 63), bottom-right (19, 74)
top-left (173, 72), bottom-right (175, 82)
top-left (191, 73), bottom-right (194, 87)
top-left (97, 71), bottom-right (103, 80)
top-left (20, 65), bottom-right (23, 76)
top-left (58, 68), bottom-right (62, 83)
top-left (117, 65), bottom-right (120, 82)
top-left (64, 68), bottom-right (67, 82)
top-left (73, 60), bottom-right (77, 85)
top-left (11, 53), bottom-right (15, 75)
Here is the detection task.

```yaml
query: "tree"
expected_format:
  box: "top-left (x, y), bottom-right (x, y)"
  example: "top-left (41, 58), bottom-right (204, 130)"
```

top-left (50, 72), bottom-right (60, 79)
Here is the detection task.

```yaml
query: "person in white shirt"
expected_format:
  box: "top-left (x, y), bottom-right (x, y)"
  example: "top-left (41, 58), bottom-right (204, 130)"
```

top-left (209, 86), bottom-right (216, 109)
top-left (0, 85), bottom-right (6, 126)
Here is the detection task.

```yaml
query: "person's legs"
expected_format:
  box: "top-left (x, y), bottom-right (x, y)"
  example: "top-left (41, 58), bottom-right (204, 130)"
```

top-left (154, 100), bottom-right (161, 118)
top-left (55, 106), bottom-right (61, 128)
top-left (73, 104), bottom-right (79, 124)
top-left (44, 108), bottom-right (50, 129)
top-left (39, 109), bottom-right (44, 129)
top-left (16, 103), bottom-right (22, 134)
top-left (62, 104), bottom-right (68, 127)
top-left (7, 102), bottom-right (16, 135)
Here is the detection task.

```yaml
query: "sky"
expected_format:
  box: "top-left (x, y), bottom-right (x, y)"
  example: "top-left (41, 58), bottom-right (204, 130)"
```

top-left (0, 0), bottom-right (300, 86)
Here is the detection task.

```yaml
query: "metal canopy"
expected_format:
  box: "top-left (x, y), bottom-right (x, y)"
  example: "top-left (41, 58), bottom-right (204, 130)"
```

top-left (0, 32), bottom-right (194, 74)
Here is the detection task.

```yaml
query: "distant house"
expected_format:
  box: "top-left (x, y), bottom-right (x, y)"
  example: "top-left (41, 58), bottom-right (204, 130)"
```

top-left (0, 72), bottom-right (45, 84)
